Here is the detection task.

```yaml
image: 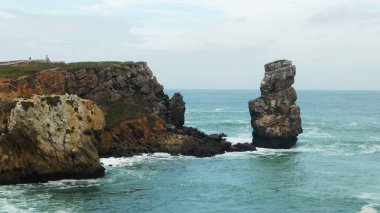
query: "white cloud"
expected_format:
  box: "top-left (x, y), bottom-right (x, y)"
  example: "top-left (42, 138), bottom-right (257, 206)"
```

top-left (0, 10), bottom-right (16, 19)
top-left (80, 0), bottom-right (378, 52)
top-left (1, 0), bottom-right (380, 89)
top-left (82, 0), bottom-right (158, 12)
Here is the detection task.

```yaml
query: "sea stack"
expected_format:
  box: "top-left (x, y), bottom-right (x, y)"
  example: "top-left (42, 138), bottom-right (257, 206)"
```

top-left (249, 60), bottom-right (302, 149)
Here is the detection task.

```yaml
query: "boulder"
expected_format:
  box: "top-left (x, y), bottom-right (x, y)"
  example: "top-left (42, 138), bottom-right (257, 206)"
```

top-left (0, 94), bottom-right (105, 184)
top-left (249, 60), bottom-right (302, 148)
top-left (160, 127), bottom-right (233, 157)
top-left (228, 143), bottom-right (257, 152)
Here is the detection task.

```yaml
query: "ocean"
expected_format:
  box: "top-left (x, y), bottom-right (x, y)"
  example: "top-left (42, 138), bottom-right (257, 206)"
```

top-left (0, 90), bottom-right (379, 213)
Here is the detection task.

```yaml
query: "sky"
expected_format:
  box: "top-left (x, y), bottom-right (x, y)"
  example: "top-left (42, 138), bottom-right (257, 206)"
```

top-left (0, 0), bottom-right (379, 90)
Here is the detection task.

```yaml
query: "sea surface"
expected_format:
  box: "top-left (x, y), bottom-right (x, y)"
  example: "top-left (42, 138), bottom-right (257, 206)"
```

top-left (1, 90), bottom-right (379, 213)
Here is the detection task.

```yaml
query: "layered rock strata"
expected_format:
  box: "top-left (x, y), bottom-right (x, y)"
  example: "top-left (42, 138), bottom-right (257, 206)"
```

top-left (0, 61), bottom-right (255, 158)
top-left (0, 94), bottom-right (105, 184)
top-left (249, 60), bottom-right (302, 148)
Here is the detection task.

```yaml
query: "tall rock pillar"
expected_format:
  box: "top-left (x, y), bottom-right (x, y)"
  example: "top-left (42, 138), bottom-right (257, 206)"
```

top-left (249, 60), bottom-right (302, 149)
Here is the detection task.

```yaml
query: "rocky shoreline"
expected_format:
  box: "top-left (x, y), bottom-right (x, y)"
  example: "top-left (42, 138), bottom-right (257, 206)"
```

top-left (0, 61), bottom-right (255, 184)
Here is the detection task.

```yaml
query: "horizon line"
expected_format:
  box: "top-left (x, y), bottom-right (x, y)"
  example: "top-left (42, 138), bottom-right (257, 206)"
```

top-left (165, 88), bottom-right (380, 91)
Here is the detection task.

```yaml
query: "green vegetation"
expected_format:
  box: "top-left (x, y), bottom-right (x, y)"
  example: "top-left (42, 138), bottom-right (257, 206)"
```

top-left (0, 62), bottom-right (64, 77)
top-left (105, 100), bottom-right (153, 127)
top-left (63, 61), bottom-right (123, 72)
top-left (0, 61), bottom-right (139, 77)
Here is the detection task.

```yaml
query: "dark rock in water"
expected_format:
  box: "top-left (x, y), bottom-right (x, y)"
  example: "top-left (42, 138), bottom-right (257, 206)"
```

top-left (146, 127), bottom-right (255, 157)
top-left (164, 127), bottom-right (231, 157)
top-left (249, 60), bottom-right (302, 149)
top-left (208, 133), bottom-right (226, 141)
top-left (228, 143), bottom-right (257, 152)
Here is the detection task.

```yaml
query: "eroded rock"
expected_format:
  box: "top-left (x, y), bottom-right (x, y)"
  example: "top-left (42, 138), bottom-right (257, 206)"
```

top-left (0, 94), bottom-right (105, 184)
top-left (249, 60), bottom-right (302, 148)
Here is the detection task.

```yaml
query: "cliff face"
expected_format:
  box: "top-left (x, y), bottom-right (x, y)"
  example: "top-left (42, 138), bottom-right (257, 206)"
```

top-left (0, 61), bottom-right (253, 158)
top-left (0, 62), bottom-right (177, 156)
top-left (0, 62), bottom-right (172, 123)
top-left (0, 94), bottom-right (105, 184)
top-left (249, 60), bottom-right (302, 148)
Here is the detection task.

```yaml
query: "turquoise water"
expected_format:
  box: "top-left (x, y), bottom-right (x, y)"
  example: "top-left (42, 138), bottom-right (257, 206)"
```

top-left (1, 90), bottom-right (380, 212)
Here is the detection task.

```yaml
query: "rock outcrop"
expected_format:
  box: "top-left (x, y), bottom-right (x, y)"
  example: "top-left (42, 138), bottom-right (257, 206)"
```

top-left (166, 127), bottom-right (255, 157)
top-left (167, 93), bottom-right (185, 129)
top-left (0, 61), bottom-right (255, 159)
top-left (0, 94), bottom-right (105, 184)
top-left (249, 60), bottom-right (302, 149)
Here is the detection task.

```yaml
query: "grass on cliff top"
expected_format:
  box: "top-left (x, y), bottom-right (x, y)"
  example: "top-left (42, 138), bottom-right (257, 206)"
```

top-left (0, 61), bottom-right (139, 77)
top-left (63, 61), bottom-right (135, 71)
top-left (105, 100), bottom-right (154, 127)
top-left (0, 62), bottom-right (64, 77)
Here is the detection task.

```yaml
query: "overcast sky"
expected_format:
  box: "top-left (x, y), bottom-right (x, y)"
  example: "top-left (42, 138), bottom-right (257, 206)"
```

top-left (0, 0), bottom-right (379, 90)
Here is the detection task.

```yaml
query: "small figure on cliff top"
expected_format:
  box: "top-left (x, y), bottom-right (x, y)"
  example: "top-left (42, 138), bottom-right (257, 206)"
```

top-left (27, 57), bottom-right (31, 64)
top-left (45, 54), bottom-right (50, 63)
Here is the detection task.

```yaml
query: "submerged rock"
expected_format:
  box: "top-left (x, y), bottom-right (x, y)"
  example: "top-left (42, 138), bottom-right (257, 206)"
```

top-left (0, 94), bottom-right (105, 184)
top-left (249, 60), bottom-right (302, 149)
top-left (228, 143), bottom-right (257, 152)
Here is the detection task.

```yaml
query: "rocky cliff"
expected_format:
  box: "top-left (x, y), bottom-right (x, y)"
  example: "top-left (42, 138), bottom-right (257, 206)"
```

top-left (0, 94), bottom-right (105, 184)
top-left (0, 61), bottom-right (255, 160)
top-left (249, 60), bottom-right (302, 148)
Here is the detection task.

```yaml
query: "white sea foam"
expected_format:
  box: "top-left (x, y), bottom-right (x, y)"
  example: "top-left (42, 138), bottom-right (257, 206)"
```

top-left (253, 147), bottom-right (319, 156)
top-left (226, 136), bottom-right (251, 144)
top-left (252, 143), bottom-right (359, 156)
top-left (100, 153), bottom-right (176, 168)
top-left (40, 178), bottom-right (101, 189)
top-left (101, 155), bottom-right (149, 168)
top-left (358, 145), bottom-right (380, 155)
top-left (358, 193), bottom-right (380, 213)
top-left (299, 143), bottom-right (380, 156)
top-left (359, 193), bottom-right (380, 200)
top-left (302, 126), bottom-right (333, 138)
top-left (214, 108), bottom-right (224, 112)
top-left (358, 205), bottom-right (378, 213)
top-left (216, 151), bottom-right (256, 159)
top-left (226, 135), bottom-right (352, 156)
top-left (0, 199), bottom-right (34, 213)
top-left (228, 136), bottom-right (380, 157)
